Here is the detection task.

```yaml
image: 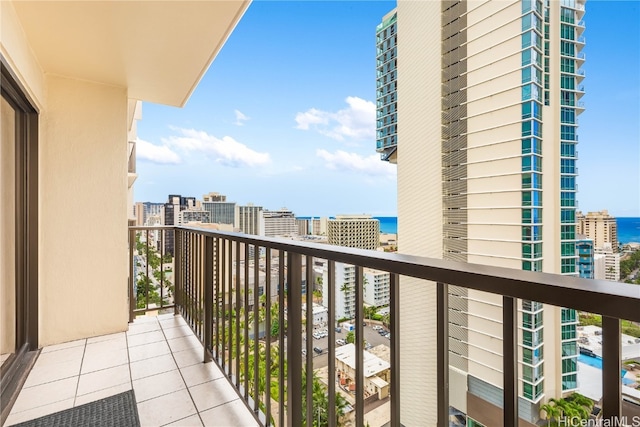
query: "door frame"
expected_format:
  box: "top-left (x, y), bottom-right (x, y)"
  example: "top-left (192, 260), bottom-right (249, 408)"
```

top-left (0, 56), bottom-right (39, 424)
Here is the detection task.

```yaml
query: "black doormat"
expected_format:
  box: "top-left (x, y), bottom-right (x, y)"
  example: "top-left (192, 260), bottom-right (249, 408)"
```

top-left (9, 390), bottom-right (141, 427)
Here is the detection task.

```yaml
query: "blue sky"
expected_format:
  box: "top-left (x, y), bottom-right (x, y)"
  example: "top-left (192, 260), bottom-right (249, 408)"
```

top-left (135, 0), bottom-right (640, 218)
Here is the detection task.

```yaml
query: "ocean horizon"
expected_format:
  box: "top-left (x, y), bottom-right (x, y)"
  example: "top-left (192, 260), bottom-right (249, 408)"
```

top-left (299, 216), bottom-right (640, 244)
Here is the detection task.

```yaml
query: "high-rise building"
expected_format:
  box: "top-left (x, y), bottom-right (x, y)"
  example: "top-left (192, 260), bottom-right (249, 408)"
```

top-left (263, 208), bottom-right (297, 237)
top-left (201, 193), bottom-right (236, 226)
top-left (363, 268), bottom-right (390, 308)
top-left (134, 202), bottom-right (145, 226)
top-left (327, 215), bottom-right (380, 250)
top-left (576, 235), bottom-right (594, 279)
top-left (577, 210), bottom-right (618, 252)
top-left (387, 0), bottom-right (585, 424)
top-left (312, 217), bottom-right (328, 236)
top-left (163, 194), bottom-right (196, 255)
top-left (236, 204), bottom-right (264, 236)
top-left (375, 9), bottom-right (398, 163)
top-left (296, 218), bottom-right (311, 236)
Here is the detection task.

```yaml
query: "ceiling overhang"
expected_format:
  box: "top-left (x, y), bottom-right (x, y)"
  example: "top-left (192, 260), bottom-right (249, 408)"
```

top-left (12, 0), bottom-right (250, 106)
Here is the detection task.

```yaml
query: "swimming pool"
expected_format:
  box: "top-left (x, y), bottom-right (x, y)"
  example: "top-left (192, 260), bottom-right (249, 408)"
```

top-left (578, 354), bottom-right (632, 383)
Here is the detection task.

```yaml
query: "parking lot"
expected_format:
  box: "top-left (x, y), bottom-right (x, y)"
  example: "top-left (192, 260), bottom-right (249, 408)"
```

top-left (303, 323), bottom-right (391, 369)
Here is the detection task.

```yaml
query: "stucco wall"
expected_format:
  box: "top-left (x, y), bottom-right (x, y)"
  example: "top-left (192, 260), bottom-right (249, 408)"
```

top-left (39, 75), bottom-right (128, 346)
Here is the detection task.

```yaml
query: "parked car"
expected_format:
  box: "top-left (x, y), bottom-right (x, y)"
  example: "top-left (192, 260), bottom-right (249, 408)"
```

top-left (335, 327), bottom-right (342, 333)
top-left (313, 332), bottom-right (321, 339)
top-left (336, 339), bottom-right (346, 346)
top-left (313, 347), bottom-right (323, 354)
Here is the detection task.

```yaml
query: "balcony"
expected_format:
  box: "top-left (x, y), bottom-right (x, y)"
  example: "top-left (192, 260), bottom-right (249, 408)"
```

top-left (5, 225), bottom-right (639, 426)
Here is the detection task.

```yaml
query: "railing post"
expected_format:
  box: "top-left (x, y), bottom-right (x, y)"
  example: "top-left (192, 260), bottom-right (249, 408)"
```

top-left (328, 261), bottom-right (337, 427)
top-left (174, 228), bottom-right (181, 316)
top-left (602, 316), bottom-right (621, 422)
top-left (390, 273), bottom-right (400, 427)
top-left (203, 236), bottom-right (213, 363)
top-left (503, 296), bottom-right (518, 427)
top-left (437, 282), bottom-right (449, 427)
top-left (286, 252), bottom-right (303, 427)
top-left (129, 227), bottom-right (135, 323)
top-left (355, 265), bottom-right (364, 427)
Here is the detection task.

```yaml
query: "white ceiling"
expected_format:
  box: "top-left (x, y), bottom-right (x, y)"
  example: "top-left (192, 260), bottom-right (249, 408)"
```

top-left (12, 1), bottom-right (250, 106)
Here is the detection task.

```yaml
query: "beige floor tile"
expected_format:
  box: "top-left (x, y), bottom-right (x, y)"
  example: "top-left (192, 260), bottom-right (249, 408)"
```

top-left (127, 321), bottom-right (161, 336)
top-left (74, 383), bottom-right (132, 407)
top-left (180, 362), bottom-right (224, 388)
top-left (87, 332), bottom-right (127, 344)
top-left (129, 340), bottom-right (171, 362)
top-left (5, 398), bottom-right (74, 426)
top-left (188, 378), bottom-right (240, 412)
top-left (137, 388), bottom-right (197, 427)
top-left (127, 330), bottom-right (167, 348)
top-left (130, 353), bottom-right (177, 381)
top-left (34, 345), bottom-right (85, 367)
top-left (76, 364), bottom-right (131, 396)
top-left (168, 335), bottom-right (203, 353)
top-left (163, 414), bottom-right (204, 426)
top-left (81, 347), bottom-right (129, 374)
top-left (40, 339), bottom-right (86, 354)
top-left (162, 325), bottom-right (194, 340)
top-left (172, 347), bottom-right (204, 369)
top-left (159, 316), bottom-right (187, 330)
top-left (23, 357), bottom-right (82, 388)
top-left (199, 399), bottom-right (258, 427)
top-left (10, 376), bottom-right (78, 413)
top-left (133, 369), bottom-right (186, 403)
top-left (86, 334), bottom-right (128, 351)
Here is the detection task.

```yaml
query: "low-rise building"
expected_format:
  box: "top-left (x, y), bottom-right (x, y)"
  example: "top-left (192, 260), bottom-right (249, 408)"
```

top-left (335, 343), bottom-right (390, 400)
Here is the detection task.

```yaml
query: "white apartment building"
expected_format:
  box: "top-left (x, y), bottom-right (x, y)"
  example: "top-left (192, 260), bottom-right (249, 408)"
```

top-left (363, 268), bottom-right (390, 308)
top-left (323, 263), bottom-right (356, 320)
top-left (263, 208), bottom-right (297, 237)
top-left (387, 0), bottom-right (586, 424)
top-left (594, 244), bottom-right (621, 282)
top-left (235, 204), bottom-right (264, 236)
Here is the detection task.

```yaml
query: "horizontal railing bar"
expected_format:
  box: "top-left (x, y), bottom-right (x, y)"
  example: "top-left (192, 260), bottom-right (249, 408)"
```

top-left (170, 226), bottom-right (640, 322)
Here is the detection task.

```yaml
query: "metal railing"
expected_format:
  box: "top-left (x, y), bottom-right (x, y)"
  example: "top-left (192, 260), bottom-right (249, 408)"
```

top-left (129, 225), bottom-right (640, 427)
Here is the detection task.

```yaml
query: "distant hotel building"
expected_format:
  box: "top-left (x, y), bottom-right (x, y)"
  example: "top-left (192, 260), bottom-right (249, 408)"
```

top-left (202, 192), bottom-right (236, 226)
top-left (236, 204), bottom-right (264, 236)
top-left (163, 194), bottom-right (196, 255)
top-left (263, 208), bottom-right (297, 237)
top-left (383, 0), bottom-right (586, 424)
top-left (327, 215), bottom-right (379, 250)
top-left (577, 210), bottom-right (618, 252)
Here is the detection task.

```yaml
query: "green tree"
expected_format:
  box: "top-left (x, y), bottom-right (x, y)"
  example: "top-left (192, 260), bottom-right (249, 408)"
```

top-left (301, 368), bottom-right (348, 427)
top-left (345, 331), bottom-right (355, 344)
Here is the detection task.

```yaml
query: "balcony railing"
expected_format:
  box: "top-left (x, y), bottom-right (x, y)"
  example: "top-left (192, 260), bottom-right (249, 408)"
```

top-left (129, 225), bottom-right (640, 427)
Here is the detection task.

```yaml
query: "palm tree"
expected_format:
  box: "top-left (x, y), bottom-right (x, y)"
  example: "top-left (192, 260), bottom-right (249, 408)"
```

top-left (540, 401), bottom-right (561, 424)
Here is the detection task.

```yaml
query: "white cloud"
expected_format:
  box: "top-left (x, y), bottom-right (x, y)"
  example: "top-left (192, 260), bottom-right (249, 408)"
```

top-left (234, 109), bottom-right (250, 126)
top-left (316, 149), bottom-right (396, 179)
top-left (136, 138), bottom-right (181, 164)
top-left (166, 127), bottom-right (270, 168)
top-left (295, 96), bottom-right (375, 141)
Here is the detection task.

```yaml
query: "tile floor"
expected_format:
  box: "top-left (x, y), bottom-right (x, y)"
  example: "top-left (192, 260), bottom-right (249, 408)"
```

top-left (5, 313), bottom-right (258, 427)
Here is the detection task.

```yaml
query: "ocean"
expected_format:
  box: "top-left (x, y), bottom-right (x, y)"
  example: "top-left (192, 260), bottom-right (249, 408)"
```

top-left (375, 216), bottom-right (640, 244)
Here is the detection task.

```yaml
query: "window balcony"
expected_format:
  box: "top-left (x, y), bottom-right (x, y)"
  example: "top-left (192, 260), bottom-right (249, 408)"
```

top-left (6, 225), bottom-right (638, 426)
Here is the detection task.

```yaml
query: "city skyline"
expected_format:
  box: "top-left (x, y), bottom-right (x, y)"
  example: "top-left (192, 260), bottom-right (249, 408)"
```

top-left (135, 1), bottom-right (639, 218)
